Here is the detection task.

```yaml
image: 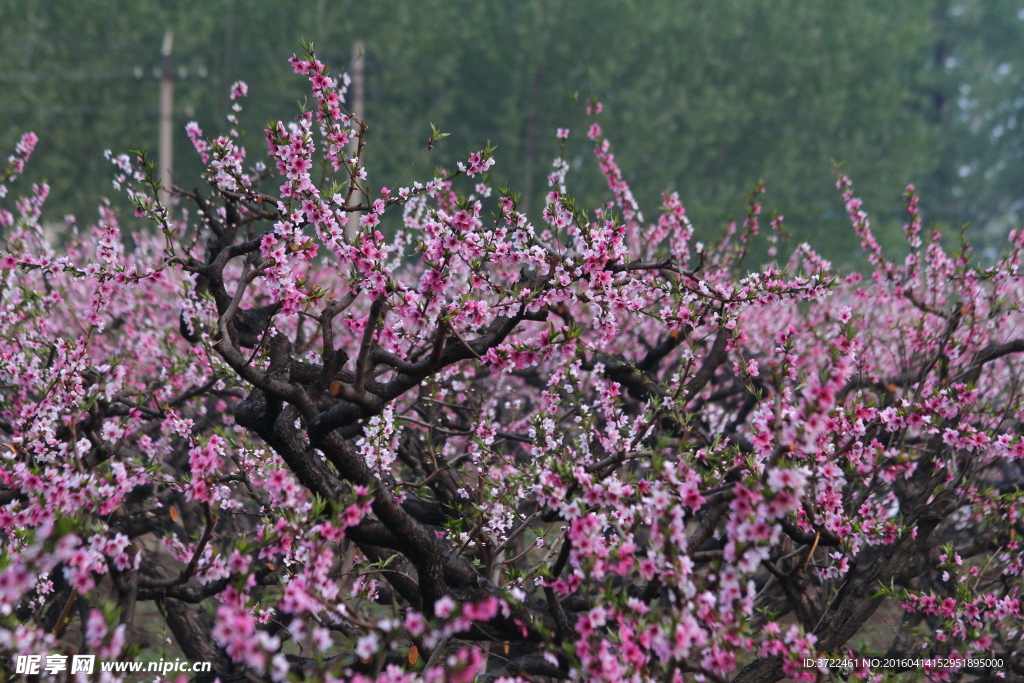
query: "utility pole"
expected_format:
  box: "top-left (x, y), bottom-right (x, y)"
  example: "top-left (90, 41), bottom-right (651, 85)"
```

top-left (158, 29), bottom-right (174, 211)
top-left (219, 0), bottom-right (235, 122)
top-left (346, 40), bottom-right (365, 241)
top-left (350, 40), bottom-right (365, 136)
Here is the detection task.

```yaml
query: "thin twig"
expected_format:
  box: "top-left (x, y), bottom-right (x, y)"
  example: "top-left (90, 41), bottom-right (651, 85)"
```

top-left (138, 502), bottom-right (215, 589)
top-left (801, 531), bottom-right (821, 572)
top-left (51, 591), bottom-right (78, 635)
top-left (424, 635), bottom-right (450, 672)
top-left (448, 323), bottom-right (481, 359)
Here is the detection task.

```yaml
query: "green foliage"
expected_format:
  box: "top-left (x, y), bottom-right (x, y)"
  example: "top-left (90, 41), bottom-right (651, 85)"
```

top-left (0, 0), bottom-right (1017, 265)
top-left (924, 0), bottom-right (1024, 255)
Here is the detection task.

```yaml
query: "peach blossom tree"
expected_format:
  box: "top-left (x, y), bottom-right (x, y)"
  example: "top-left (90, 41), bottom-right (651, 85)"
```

top-left (0, 46), bottom-right (1021, 683)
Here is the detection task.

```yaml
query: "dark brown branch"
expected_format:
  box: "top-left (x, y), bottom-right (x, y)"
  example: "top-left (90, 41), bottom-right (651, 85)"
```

top-left (479, 654), bottom-right (568, 683)
top-left (605, 257), bottom-right (677, 273)
top-left (544, 586), bottom-right (570, 642)
top-left (691, 549), bottom-right (724, 562)
top-left (310, 308), bottom-right (542, 435)
top-left (137, 553), bottom-right (238, 679)
top-left (958, 338), bottom-right (1024, 385)
top-left (319, 289), bottom-right (360, 357)
top-left (369, 318), bottom-right (449, 378)
top-left (779, 518), bottom-right (840, 548)
top-left (733, 490), bottom-right (959, 683)
top-left (682, 328), bottom-right (730, 405)
top-left (354, 295), bottom-right (385, 393)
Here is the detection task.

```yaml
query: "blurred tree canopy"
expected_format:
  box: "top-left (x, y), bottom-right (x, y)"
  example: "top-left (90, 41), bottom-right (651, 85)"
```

top-left (1, 0), bottom-right (1022, 265)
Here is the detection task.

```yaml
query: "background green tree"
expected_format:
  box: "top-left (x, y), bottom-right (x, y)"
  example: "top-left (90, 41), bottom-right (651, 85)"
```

top-left (1, 0), bottom-right (1019, 266)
